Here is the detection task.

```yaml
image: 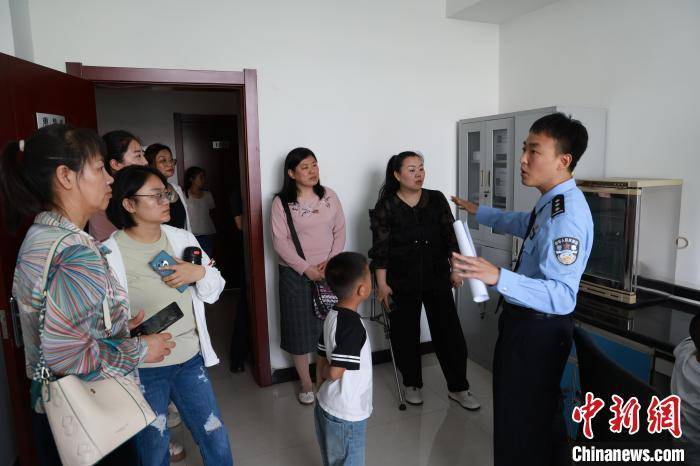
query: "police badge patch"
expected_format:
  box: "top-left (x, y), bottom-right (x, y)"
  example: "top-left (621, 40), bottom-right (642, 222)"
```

top-left (553, 237), bottom-right (580, 265)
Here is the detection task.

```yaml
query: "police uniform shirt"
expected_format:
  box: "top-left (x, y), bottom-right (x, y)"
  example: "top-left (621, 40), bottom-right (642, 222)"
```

top-left (316, 306), bottom-right (373, 422)
top-left (475, 178), bottom-right (593, 315)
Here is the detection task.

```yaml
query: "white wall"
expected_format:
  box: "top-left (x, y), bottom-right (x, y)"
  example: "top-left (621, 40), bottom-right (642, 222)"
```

top-left (500, 0), bottom-right (700, 288)
top-left (95, 87), bottom-right (242, 182)
top-left (0, 0), bottom-right (14, 55)
top-left (9, 0), bottom-right (33, 60)
top-left (27, 0), bottom-right (499, 370)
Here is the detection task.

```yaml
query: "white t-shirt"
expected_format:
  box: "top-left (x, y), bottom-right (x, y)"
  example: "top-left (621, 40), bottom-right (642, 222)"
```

top-left (186, 191), bottom-right (216, 236)
top-left (671, 338), bottom-right (700, 448)
top-left (317, 307), bottom-right (373, 422)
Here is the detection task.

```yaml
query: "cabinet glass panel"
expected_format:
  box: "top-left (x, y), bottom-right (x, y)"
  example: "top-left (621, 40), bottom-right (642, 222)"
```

top-left (582, 192), bottom-right (628, 288)
top-left (492, 129), bottom-right (509, 210)
top-left (467, 131), bottom-right (481, 230)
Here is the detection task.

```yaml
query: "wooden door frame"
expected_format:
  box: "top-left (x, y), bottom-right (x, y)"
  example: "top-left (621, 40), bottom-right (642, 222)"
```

top-left (66, 63), bottom-right (272, 386)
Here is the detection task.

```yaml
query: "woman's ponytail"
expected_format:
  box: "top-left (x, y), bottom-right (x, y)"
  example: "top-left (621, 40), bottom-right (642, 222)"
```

top-left (0, 124), bottom-right (106, 231)
top-left (0, 141), bottom-right (42, 231)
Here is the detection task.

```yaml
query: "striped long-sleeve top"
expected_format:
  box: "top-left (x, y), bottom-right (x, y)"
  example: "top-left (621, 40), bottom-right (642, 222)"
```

top-left (12, 211), bottom-right (145, 410)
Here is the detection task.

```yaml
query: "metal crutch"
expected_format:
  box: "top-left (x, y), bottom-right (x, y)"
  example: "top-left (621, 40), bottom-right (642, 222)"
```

top-left (367, 275), bottom-right (407, 411)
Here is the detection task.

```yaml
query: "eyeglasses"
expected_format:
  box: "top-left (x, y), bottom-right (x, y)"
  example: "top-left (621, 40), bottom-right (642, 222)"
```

top-left (156, 158), bottom-right (177, 166)
top-left (131, 190), bottom-right (176, 204)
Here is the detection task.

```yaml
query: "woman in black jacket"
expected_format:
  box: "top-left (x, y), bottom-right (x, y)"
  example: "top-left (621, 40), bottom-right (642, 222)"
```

top-left (369, 151), bottom-right (480, 410)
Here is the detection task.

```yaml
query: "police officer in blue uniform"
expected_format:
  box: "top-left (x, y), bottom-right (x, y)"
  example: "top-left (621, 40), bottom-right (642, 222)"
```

top-left (452, 113), bottom-right (593, 466)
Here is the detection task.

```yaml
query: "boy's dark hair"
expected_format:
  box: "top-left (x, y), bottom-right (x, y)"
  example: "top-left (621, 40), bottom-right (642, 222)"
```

top-left (530, 112), bottom-right (588, 172)
top-left (325, 252), bottom-right (369, 300)
top-left (691, 314), bottom-right (700, 351)
top-left (107, 165), bottom-right (169, 229)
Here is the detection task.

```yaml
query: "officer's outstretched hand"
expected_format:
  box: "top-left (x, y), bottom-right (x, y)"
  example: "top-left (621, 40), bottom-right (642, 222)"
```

top-left (451, 252), bottom-right (500, 286)
top-left (451, 196), bottom-right (478, 215)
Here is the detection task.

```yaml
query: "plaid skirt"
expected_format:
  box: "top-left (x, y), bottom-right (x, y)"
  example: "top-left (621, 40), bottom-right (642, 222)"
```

top-left (278, 265), bottom-right (323, 355)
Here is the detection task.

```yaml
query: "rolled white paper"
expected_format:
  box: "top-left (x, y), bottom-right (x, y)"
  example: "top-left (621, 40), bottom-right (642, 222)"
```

top-left (453, 220), bottom-right (490, 303)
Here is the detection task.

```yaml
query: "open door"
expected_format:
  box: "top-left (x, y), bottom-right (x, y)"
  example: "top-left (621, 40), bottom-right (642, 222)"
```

top-left (0, 52), bottom-right (97, 466)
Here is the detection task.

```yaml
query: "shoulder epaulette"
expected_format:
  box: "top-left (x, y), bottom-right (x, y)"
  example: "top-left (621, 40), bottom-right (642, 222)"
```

top-left (551, 194), bottom-right (565, 218)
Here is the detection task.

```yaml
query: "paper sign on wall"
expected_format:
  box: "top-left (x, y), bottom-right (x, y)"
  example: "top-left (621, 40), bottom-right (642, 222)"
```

top-left (36, 113), bottom-right (65, 129)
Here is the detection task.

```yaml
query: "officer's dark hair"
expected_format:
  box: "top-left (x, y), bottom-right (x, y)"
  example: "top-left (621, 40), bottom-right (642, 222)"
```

top-left (102, 130), bottom-right (141, 175)
top-left (378, 151), bottom-right (424, 203)
top-left (325, 252), bottom-right (369, 300)
top-left (107, 165), bottom-right (169, 229)
top-left (691, 314), bottom-right (700, 351)
top-left (276, 147), bottom-right (326, 204)
top-left (144, 143), bottom-right (173, 166)
top-left (529, 113), bottom-right (588, 172)
top-left (0, 124), bottom-right (106, 231)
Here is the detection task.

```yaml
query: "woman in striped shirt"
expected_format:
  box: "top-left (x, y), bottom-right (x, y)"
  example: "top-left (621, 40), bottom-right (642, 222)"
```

top-left (0, 124), bottom-right (174, 466)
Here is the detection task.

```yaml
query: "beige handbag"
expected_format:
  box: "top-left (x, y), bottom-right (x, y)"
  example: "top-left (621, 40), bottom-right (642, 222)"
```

top-left (35, 233), bottom-right (156, 466)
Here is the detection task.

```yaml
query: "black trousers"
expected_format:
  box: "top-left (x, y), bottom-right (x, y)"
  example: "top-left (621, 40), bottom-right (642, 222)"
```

top-left (493, 306), bottom-right (573, 466)
top-left (390, 286), bottom-right (469, 392)
top-left (229, 287), bottom-right (250, 368)
top-left (32, 411), bottom-right (140, 465)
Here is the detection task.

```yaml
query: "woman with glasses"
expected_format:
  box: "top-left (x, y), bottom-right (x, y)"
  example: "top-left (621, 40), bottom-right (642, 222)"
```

top-left (88, 130), bottom-right (148, 241)
top-left (145, 143), bottom-right (192, 231)
top-left (104, 165), bottom-right (233, 466)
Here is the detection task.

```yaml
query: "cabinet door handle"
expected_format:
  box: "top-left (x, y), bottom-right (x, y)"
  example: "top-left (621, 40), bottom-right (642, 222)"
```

top-left (487, 170), bottom-right (491, 188)
top-left (480, 170), bottom-right (484, 187)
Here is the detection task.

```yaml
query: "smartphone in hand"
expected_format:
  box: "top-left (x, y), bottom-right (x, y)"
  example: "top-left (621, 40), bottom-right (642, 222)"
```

top-left (149, 250), bottom-right (188, 293)
top-left (130, 302), bottom-right (184, 337)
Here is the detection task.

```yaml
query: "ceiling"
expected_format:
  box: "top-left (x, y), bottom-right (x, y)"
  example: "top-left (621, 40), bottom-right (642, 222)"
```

top-left (446, 0), bottom-right (560, 24)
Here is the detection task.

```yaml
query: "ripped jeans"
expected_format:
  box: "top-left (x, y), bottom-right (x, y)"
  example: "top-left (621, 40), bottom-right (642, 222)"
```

top-left (136, 354), bottom-right (233, 466)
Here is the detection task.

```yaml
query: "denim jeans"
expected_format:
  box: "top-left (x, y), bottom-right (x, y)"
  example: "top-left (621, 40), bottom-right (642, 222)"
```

top-left (136, 354), bottom-right (233, 466)
top-left (314, 402), bottom-right (367, 466)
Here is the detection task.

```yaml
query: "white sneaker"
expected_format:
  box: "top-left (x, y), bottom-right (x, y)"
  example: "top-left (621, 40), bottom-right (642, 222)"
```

top-left (298, 391), bottom-right (315, 405)
top-left (167, 410), bottom-right (182, 428)
top-left (404, 386), bottom-right (423, 405)
top-left (169, 441), bottom-right (186, 462)
top-left (449, 390), bottom-right (481, 411)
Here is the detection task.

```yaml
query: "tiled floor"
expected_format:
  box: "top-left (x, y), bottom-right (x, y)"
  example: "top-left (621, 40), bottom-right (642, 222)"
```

top-left (171, 290), bottom-right (494, 466)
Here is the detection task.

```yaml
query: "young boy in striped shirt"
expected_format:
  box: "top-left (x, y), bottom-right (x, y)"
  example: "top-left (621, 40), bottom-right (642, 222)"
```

top-left (315, 252), bottom-right (373, 466)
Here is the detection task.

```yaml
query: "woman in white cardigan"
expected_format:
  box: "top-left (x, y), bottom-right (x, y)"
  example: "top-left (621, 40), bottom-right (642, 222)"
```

top-left (105, 165), bottom-right (232, 466)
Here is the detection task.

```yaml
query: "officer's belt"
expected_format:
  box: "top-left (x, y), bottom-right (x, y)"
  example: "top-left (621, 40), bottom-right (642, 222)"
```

top-left (503, 302), bottom-right (572, 320)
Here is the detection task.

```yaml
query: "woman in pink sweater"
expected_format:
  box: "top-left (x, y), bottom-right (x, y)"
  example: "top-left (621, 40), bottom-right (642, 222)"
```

top-left (271, 147), bottom-right (346, 405)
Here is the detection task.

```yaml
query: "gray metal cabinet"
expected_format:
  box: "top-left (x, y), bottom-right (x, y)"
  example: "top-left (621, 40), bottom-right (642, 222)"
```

top-left (457, 117), bottom-right (515, 250)
top-left (457, 244), bottom-right (511, 370)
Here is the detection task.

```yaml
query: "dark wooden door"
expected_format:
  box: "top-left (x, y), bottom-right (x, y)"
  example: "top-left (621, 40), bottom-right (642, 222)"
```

top-left (174, 113), bottom-right (243, 287)
top-left (0, 52), bottom-right (97, 466)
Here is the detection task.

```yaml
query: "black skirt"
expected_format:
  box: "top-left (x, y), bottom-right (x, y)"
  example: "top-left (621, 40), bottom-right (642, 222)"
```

top-left (278, 265), bottom-right (323, 355)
